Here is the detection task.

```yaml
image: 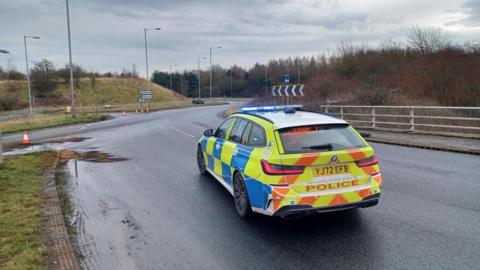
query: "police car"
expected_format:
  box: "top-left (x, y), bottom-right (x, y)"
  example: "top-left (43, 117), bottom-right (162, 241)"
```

top-left (197, 105), bottom-right (382, 218)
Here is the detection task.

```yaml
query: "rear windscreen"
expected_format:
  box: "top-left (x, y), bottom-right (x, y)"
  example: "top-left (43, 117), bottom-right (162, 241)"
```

top-left (278, 124), bottom-right (367, 154)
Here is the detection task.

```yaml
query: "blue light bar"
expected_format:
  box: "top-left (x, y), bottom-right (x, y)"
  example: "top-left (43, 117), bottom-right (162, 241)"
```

top-left (240, 104), bottom-right (303, 113)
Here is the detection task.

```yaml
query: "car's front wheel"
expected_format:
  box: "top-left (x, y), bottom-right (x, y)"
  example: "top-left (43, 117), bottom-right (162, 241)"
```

top-left (197, 145), bottom-right (207, 175)
top-left (233, 172), bottom-right (252, 218)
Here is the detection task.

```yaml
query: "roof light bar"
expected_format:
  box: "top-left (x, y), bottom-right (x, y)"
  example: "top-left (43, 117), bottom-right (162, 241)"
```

top-left (241, 104), bottom-right (303, 113)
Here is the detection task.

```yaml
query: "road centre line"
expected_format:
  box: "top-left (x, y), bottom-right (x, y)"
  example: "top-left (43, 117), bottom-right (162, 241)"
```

top-left (171, 125), bottom-right (196, 138)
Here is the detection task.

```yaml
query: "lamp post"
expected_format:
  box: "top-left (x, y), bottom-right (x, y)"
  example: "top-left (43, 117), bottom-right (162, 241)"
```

top-left (169, 64), bottom-right (176, 91)
top-left (264, 63), bottom-right (268, 98)
top-left (229, 68), bottom-right (233, 97)
top-left (65, 0), bottom-right (77, 117)
top-left (23, 35), bottom-right (40, 115)
top-left (197, 56), bottom-right (207, 98)
top-left (297, 61), bottom-right (301, 83)
top-left (209, 46), bottom-right (221, 99)
top-left (144, 27), bottom-right (161, 91)
top-left (0, 49), bottom-right (9, 54)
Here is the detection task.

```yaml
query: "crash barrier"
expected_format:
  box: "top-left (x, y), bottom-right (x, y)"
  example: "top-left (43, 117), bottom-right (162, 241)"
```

top-left (318, 105), bottom-right (480, 138)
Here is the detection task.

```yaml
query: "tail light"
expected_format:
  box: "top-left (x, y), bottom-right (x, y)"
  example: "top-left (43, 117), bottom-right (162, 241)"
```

top-left (356, 155), bottom-right (379, 167)
top-left (261, 160), bottom-right (304, 175)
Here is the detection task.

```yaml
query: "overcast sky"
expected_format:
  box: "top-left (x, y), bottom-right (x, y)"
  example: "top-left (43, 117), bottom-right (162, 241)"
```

top-left (1, 0), bottom-right (479, 77)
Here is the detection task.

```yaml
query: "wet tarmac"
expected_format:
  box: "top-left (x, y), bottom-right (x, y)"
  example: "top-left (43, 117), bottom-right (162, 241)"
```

top-left (6, 105), bottom-right (480, 269)
top-left (3, 136), bottom-right (91, 153)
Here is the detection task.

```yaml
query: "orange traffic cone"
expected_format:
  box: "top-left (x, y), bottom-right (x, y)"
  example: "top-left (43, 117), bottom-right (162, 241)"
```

top-left (22, 131), bottom-right (30, 145)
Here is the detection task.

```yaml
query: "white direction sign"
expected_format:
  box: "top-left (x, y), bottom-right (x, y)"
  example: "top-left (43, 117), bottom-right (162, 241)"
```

top-left (271, 84), bottom-right (304, 97)
top-left (139, 90), bottom-right (153, 100)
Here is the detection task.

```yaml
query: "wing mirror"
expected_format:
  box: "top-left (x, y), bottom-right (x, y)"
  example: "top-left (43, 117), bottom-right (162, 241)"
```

top-left (203, 129), bottom-right (214, 137)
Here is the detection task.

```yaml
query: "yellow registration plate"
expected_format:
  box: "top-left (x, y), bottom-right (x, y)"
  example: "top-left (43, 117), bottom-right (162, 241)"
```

top-left (313, 164), bottom-right (350, 177)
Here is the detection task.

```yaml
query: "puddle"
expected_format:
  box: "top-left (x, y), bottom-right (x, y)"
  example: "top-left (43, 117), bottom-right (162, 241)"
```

top-left (2, 137), bottom-right (127, 165)
top-left (3, 136), bottom-right (90, 153)
top-left (58, 150), bottom-right (128, 165)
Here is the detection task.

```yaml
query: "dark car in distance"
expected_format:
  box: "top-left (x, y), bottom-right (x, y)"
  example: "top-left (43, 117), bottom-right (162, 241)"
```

top-left (192, 98), bottom-right (205, 104)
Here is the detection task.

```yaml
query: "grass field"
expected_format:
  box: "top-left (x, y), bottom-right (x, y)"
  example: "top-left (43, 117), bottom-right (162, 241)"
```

top-left (0, 152), bottom-right (57, 270)
top-left (54, 77), bottom-right (185, 105)
top-left (0, 77), bottom-right (186, 111)
top-left (0, 114), bottom-right (108, 134)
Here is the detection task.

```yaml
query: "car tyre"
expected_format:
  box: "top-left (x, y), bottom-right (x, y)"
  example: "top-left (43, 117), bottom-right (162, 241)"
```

top-left (197, 145), bottom-right (208, 175)
top-left (233, 172), bottom-right (252, 218)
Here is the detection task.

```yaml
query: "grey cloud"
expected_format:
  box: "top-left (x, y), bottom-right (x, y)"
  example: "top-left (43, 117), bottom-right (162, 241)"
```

top-left (1, 0), bottom-right (476, 76)
top-left (447, 0), bottom-right (480, 27)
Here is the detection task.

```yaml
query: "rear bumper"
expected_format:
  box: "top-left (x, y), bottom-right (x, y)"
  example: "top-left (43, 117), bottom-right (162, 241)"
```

top-left (273, 193), bottom-right (380, 218)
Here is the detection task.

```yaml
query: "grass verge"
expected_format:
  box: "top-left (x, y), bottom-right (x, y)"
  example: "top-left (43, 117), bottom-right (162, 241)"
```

top-left (54, 166), bottom-right (77, 244)
top-left (0, 152), bottom-right (56, 270)
top-left (0, 114), bottom-right (109, 134)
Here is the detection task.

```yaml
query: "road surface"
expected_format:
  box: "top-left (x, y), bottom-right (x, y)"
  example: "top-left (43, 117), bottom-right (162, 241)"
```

top-left (9, 104), bottom-right (480, 269)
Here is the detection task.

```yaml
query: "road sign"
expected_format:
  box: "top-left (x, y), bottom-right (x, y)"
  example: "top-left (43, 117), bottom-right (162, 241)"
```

top-left (272, 84), bottom-right (304, 97)
top-left (283, 75), bottom-right (290, 84)
top-left (139, 89), bottom-right (153, 101)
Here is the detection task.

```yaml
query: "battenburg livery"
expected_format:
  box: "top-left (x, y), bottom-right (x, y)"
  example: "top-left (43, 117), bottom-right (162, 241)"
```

top-left (197, 105), bottom-right (382, 218)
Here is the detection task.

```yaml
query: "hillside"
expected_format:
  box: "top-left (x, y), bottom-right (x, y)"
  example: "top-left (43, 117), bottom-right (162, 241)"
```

top-left (0, 77), bottom-right (186, 111)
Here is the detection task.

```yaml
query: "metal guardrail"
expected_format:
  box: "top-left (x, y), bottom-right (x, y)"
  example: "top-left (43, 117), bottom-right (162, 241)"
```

top-left (319, 105), bottom-right (480, 138)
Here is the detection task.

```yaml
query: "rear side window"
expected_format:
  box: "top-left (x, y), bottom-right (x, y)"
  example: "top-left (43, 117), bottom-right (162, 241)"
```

top-left (215, 118), bottom-right (235, 139)
top-left (278, 124), bottom-right (366, 154)
top-left (247, 124), bottom-right (266, 147)
top-left (229, 118), bottom-right (249, 144)
top-left (241, 122), bottom-right (252, 145)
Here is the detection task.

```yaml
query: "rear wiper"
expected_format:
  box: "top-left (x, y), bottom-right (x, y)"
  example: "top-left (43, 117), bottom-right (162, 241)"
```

top-left (302, 144), bottom-right (333, 150)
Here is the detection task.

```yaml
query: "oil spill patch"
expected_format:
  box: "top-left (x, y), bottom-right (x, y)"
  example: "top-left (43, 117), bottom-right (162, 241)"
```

top-left (58, 150), bottom-right (128, 165)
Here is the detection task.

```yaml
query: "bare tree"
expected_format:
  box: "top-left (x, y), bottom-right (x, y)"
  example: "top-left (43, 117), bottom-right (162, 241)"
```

top-left (407, 26), bottom-right (450, 54)
top-left (57, 64), bottom-right (84, 87)
top-left (31, 59), bottom-right (57, 97)
top-left (336, 40), bottom-right (355, 56)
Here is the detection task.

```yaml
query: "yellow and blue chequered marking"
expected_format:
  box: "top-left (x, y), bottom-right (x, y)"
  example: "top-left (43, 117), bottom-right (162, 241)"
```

top-left (199, 114), bottom-right (382, 216)
top-left (200, 136), bottom-right (272, 210)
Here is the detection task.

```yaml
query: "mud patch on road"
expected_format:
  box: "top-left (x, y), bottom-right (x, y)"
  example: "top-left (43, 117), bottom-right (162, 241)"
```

top-left (57, 150), bottom-right (128, 165)
top-left (45, 136), bottom-right (90, 144)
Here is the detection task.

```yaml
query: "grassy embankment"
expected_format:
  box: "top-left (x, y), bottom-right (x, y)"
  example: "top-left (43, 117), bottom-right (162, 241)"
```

top-left (0, 77), bottom-right (187, 112)
top-left (0, 114), bottom-right (108, 134)
top-left (0, 152), bottom-right (57, 270)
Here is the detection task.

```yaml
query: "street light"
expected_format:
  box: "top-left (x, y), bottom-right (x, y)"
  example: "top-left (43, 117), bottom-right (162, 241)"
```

top-left (264, 63), bottom-right (268, 98)
top-left (197, 56), bottom-right (207, 98)
top-left (229, 68), bottom-right (233, 97)
top-left (0, 49), bottom-right (10, 54)
top-left (297, 61), bottom-right (301, 83)
top-left (24, 35), bottom-right (40, 115)
top-left (209, 46), bottom-right (221, 99)
top-left (169, 64), bottom-right (176, 91)
top-left (144, 27), bottom-right (161, 92)
top-left (65, 0), bottom-right (77, 117)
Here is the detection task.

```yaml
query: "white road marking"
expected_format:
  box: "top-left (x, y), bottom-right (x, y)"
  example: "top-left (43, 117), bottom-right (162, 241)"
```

top-left (167, 118), bottom-right (196, 138)
top-left (171, 126), bottom-right (196, 138)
